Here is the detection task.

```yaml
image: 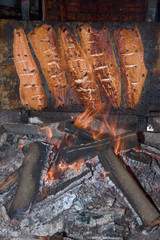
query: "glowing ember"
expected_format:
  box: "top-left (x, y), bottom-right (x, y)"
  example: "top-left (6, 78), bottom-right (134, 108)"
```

top-left (18, 139), bottom-right (24, 148)
top-left (99, 171), bottom-right (110, 179)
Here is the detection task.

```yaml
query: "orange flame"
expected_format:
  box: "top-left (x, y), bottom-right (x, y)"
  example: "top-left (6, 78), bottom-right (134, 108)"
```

top-left (114, 136), bottom-right (121, 155)
top-left (74, 102), bottom-right (128, 154)
top-left (74, 103), bottom-right (114, 140)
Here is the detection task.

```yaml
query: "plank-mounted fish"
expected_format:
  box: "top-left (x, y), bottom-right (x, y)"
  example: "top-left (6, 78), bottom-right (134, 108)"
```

top-left (13, 28), bottom-right (47, 111)
top-left (77, 24), bottom-right (122, 109)
top-left (58, 25), bottom-right (102, 110)
top-left (28, 24), bottom-right (67, 108)
top-left (113, 27), bottom-right (147, 109)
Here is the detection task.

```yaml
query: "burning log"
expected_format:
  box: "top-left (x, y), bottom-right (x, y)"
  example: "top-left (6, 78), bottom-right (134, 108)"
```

top-left (98, 147), bottom-right (160, 226)
top-left (63, 132), bottom-right (139, 164)
top-left (9, 142), bottom-right (50, 219)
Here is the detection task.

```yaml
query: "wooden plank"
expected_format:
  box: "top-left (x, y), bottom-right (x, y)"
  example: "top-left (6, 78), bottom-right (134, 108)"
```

top-left (44, 0), bottom-right (147, 22)
top-left (0, 20), bottom-right (159, 114)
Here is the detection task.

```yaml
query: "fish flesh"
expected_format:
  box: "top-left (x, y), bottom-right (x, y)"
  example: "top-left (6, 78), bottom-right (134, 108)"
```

top-left (28, 24), bottom-right (67, 107)
top-left (13, 28), bottom-right (47, 111)
top-left (113, 27), bottom-right (147, 109)
top-left (58, 25), bottom-right (102, 110)
top-left (77, 24), bottom-right (122, 109)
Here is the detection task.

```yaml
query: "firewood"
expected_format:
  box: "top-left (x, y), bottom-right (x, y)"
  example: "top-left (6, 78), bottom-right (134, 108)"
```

top-left (99, 147), bottom-right (160, 226)
top-left (0, 170), bottom-right (19, 192)
top-left (63, 132), bottom-right (139, 163)
top-left (9, 142), bottom-right (50, 219)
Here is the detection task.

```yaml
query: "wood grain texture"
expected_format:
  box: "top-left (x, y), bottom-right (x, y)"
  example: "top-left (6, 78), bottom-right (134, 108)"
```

top-left (44, 0), bottom-right (147, 22)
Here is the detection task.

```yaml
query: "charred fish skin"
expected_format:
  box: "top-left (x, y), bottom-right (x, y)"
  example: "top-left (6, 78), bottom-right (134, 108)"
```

top-left (28, 24), bottom-right (67, 108)
top-left (113, 27), bottom-right (147, 109)
top-left (13, 28), bottom-right (47, 111)
top-left (77, 24), bottom-right (122, 109)
top-left (58, 25), bottom-right (102, 110)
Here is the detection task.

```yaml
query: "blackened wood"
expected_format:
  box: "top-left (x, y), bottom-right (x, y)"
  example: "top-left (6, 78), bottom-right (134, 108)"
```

top-left (9, 142), bottom-right (49, 219)
top-left (63, 132), bottom-right (138, 163)
top-left (47, 169), bottom-right (90, 197)
top-left (98, 147), bottom-right (160, 226)
top-left (21, 0), bottom-right (30, 20)
top-left (44, 0), bottom-right (147, 22)
top-left (2, 122), bottom-right (64, 140)
top-left (141, 143), bottom-right (160, 156)
top-left (47, 134), bottom-right (67, 172)
top-left (126, 150), bottom-right (152, 165)
top-left (64, 121), bottom-right (94, 140)
top-left (146, 0), bottom-right (158, 22)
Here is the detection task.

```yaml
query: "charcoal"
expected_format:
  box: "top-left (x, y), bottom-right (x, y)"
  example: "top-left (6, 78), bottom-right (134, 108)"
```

top-left (125, 150), bottom-right (152, 165)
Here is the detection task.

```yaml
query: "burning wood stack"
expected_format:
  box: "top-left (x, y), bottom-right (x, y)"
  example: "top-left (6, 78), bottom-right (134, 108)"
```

top-left (0, 105), bottom-right (160, 240)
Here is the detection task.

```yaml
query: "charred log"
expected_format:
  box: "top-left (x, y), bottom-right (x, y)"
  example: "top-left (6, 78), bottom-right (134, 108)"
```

top-left (63, 132), bottom-right (139, 164)
top-left (2, 122), bottom-right (65, 141)
top-left (64, 121), bottom-right (94, 140)
top-left (98, 147), bottom-right (160, 226)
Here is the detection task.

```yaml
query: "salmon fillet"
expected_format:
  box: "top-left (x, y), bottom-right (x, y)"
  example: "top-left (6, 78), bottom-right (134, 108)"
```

top-left (28, 24), bottom-right (67, 107)
top-left (58, 25), bottom-right (102, 110)
top-left (113, 27), bottom-right (147, 109)
top-left (77, 24), bottom-right (122, 109)
top-left (13, 28), bottom-right (47, 111)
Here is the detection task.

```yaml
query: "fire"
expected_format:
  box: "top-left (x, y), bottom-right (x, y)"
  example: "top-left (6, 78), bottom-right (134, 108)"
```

top-left (18, 139), bottom-right (24, 148)
top-left (41, 102), bottom-right (131, 199)
top-left (41, 134), bottom-right (85, 199)
top-left (74, 103), bottom-right (112, 140)
top-left (38, 126), bottom-right (53, 142)
top-left (114, 136), bottom-right (121, 155)
top-left (74, 102), bottom-right (125, 154)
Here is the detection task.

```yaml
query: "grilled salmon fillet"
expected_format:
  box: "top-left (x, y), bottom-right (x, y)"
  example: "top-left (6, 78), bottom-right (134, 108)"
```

top-left (77, 24), bottom-right (122, 109)
top-left (28, 24), bottom-right (67, 107)
top-left (113, 27), bottom-right (147, 109)
top-left (13, 28), bottom-right (47, 111)
top-left (58, 25), bottom-right (102, 110)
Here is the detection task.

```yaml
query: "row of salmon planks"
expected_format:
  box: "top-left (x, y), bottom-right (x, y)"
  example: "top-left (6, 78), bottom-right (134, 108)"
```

top-left (13, 24), bottom-right (147, 111)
